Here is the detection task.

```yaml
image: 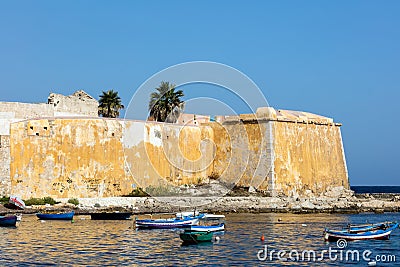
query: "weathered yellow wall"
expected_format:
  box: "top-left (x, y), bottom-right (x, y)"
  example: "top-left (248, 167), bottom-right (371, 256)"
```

top-left (9, 114), bottom-right (349, 198)
top-left (123, 121), bottom-right (214, 190)
top-left (11, 119), bottom-right (128, 198)
top-left (203, 117), bottom-right (348, 195)
top-left (10, 119), bottom-right (214, 199)
top-left (273, 121), bottom-right (349, 196)
top-left (202, 122), bottom-right (231, 181)
top-left (204, 119), bottom-right (273, 190)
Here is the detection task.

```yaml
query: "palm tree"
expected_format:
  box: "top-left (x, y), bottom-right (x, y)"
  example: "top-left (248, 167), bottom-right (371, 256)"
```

top-left (98, 90), bottom-right (124, 118)
top-left (149, 81), bottom-right (184, 122)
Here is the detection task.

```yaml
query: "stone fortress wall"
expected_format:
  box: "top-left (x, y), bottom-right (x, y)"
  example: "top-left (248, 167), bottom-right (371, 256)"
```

top-left (10, 119), bottom-right (215, 198)
top-left (0, 90), bottom-right (98, 196)
top-left (48, 90), bottom-right (99, 117)
top-left (0, 91), bottom-right (349, 199)
top-left (204, 107), bottom-right (348, 197)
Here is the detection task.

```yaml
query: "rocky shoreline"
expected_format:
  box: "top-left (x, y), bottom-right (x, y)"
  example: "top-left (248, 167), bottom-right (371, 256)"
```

top-left (2, 191), bottom-right (400, 215)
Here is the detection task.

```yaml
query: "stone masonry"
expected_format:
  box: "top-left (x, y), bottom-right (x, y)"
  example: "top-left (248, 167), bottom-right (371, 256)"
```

top-left (0, 91), bottom-right (98, 196)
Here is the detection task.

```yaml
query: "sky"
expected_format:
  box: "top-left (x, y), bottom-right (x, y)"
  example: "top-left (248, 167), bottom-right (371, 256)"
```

top-left (0, 1), bottom-right (399, 185)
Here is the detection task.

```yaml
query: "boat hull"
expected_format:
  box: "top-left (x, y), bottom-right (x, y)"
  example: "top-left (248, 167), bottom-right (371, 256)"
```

top-left (184, 223), bottom-right (225, 232)
top-left (136, 217), bottom-right (201, 229)
top-left (180, 231), bottom-right (213, 244)
top-left (324, 231), bottom-right (391, 242)
top-left (90, 212), bottom-right (131, 220)
top-left (324, 222), bottom-right (398, 241)
top-left (36, 211), bottom-right (74, 220)
top-left (0, 215), bottom-right (18, 227)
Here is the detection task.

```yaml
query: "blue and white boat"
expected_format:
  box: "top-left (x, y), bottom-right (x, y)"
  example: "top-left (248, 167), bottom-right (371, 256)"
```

top-left (183, 214), bottom-right (225, 232)
top-left (324, 221), bottom-right (399, 241)
top-left (135, 213), bottom-right (204, 229)
top-left (184, 223), bottom-right (225, 232)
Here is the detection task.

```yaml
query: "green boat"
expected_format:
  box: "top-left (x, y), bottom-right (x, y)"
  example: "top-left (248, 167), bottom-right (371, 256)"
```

top-left (180, 230), bottom-right (213, 244)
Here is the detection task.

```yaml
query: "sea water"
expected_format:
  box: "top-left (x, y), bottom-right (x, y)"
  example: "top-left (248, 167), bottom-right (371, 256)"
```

top-left (0, 213), bottom-right (399, 266)
top-left (351, 186), bottom-right (400, 194)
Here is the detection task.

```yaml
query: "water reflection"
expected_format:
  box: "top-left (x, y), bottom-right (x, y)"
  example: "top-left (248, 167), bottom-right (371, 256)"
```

top-left (0, 213), bottom-right (398, 266)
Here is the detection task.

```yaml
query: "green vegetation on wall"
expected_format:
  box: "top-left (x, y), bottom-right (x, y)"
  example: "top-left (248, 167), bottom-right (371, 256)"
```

top-left (24, 197), bottom-right (59, 206)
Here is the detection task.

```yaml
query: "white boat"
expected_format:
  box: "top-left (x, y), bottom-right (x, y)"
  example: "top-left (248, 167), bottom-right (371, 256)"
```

top-left (183, 213), bottom-right (226, 232)
top-left (9, 196), bottom-right (25, 209)
top-left (176, 211), bottom-right (224, 220)
top-left (176, 211), bottom-right (200, 219)
top-left (203, 214), bottom-right (225, 219)
top-left (135, 214), bottom-right (203, 229)
top-left (184, 223), bottom-right (225, 232)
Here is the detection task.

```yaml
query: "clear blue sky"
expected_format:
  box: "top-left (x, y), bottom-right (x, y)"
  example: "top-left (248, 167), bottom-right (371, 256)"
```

top-left (1, 1), bottom-right (399, 185)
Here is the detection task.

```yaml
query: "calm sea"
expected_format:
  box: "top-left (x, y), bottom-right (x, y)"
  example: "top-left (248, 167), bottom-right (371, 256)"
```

top-left (0, 213), bottom-right (399, 266)
top-left (351, 186), bottom-right (400, 194)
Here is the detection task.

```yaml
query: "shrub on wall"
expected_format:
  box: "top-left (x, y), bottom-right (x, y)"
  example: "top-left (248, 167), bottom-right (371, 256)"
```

top-left (123, 187), bottom-right (149, 197)
top-left (68, 198), bottom-right (79, 206)
top-left (0, 196), bottom-right (9, 204)
top-left (24, 197), bottom-right (59, 206)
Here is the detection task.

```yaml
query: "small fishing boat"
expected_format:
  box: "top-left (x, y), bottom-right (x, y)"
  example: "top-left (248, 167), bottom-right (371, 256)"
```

top-left (184, 223), bottom-right (225, 232)
top-left (180, 230), bottom-right (213, 244)
top-left (324, 221), bottom-right (399, 241)
top-left (0, 215), bottom-right (18, 227)
top-left (90, 212), bottom-right (132, 220)
top-left (135, 214), bottom-right (204, 229)
top-left (36, 211), bottom-right (75, 220)
top-left (8, 196), bottom-right (26, 210)
top-left (183, 213), bottom-right (226, 232)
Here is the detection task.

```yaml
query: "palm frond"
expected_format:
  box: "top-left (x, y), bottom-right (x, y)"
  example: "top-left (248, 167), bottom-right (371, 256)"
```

top-left (98, 89), bottom-right (124, 118)
top-left (148, 81), bottom-right (184, 122)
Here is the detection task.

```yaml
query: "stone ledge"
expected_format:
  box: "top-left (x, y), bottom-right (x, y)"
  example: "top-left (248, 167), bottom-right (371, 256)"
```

top-left (2, 195), bottom-right (398, 215)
